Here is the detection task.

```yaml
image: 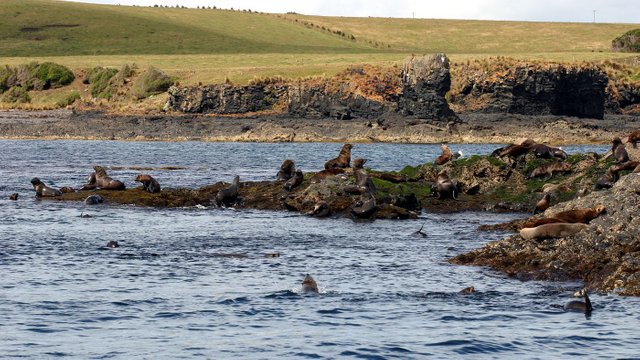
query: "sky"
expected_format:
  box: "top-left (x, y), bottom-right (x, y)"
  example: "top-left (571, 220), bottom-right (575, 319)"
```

top-left (63, 0), bottom-right (640, 23)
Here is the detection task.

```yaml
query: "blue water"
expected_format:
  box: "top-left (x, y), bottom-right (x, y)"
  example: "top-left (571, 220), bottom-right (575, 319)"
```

top-left (2, 140), bottom-right (639, 359)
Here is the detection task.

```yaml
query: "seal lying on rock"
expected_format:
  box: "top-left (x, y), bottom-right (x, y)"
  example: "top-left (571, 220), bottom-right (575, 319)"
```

top-left (519, 222), bottom-right (588, 240)
top-left (609, 160), bottom-right (640, 174)
top-left (432, 170), bottom-right (458, 200)
top-left (523, 205), bottom-right (606, 228)
top-left (277, 159), bottom-right (296, 181)
top-left (324, 144), bottom-right (352, 170)
top-left (435, 144), bottom-right (453, 165)
top-left (351, 192), bottom-right (376, 218)
top-left (216, 175), bottom-right (240, 206)
top-left (533, 193), bottom-right (551, 214)
top-left (30, 177), bottom-right (62, 197)
top-left (284, 170), bottom-right (304, 191)
top-left (301, 274), bottom-right (319, 293)
top-left (135, 174), bottom-right (161, 193)
top-left (564, 288), bottom-right (592, 313)
top-left (595, 169), bottom-right (619, 189)
top-left (626, 130), bottom-right (640, 149)
top-left (528, 162), bottom-right (572, 180)
top-left (308, 200), bottom-right (330, 217)
top-left (93, 166), bottom-right (126, 190)
top-left (492, 139), bottom-right (536, 158)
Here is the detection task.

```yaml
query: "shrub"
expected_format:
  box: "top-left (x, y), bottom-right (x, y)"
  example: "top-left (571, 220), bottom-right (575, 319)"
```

top-left (1, 86), bottom-right (31, 103)
top-left (612, 29), bottom-right (640, 52)
top-left (130, 66), bottom-right (173, 99)
top-left (87, 66), bottom-right (118, 98)
top-left (34, 62), bottom-right (75, 89)
top-left (56, 90), bottom-right (81, 107)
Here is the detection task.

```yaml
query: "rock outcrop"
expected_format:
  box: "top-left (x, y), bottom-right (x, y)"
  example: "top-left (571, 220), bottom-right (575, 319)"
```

top-left (452, 63), bottom-right (608, 119)
top-left (166, 55), bottom-right (457, 121)
top-left (451, 173), bottom-right (640, 296)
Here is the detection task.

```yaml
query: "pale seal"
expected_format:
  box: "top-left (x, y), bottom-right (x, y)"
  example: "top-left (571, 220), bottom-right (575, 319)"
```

top-left (435, 144), bottom-right (453, 165)
top-left (528, 162), bottom-right (572, 180)
top-left (519, 223), bottom-right (588, 240)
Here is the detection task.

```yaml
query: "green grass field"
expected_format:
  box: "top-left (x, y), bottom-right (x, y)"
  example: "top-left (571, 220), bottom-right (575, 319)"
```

top-left (1, 0), bottom-right (638, 108)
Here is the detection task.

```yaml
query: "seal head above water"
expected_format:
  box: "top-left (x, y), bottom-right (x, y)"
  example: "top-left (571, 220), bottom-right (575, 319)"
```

top-left (301, 274), bottom-right (319, 293)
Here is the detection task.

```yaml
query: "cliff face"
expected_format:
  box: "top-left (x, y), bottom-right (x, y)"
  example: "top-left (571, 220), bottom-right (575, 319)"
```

top-left (452, 64), bottom-right (609, 119)
top-left (167, 54), bottom-right (459, 121)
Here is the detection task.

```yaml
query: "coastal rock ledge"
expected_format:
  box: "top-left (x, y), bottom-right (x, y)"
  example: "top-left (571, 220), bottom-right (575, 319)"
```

top-left (451, 173), bottom-right (640, 296)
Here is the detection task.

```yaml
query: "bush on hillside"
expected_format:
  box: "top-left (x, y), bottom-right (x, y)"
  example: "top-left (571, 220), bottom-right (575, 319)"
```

top-left (34, 62), bottom-right (75, 89)
top-left (612, 29), bottom-right (640, 52)
top-left (1, 86), bottom-right (31, 103)
top-left (0, 62), bottom-right (74, 92)
top-left (86, 66), bottom-right (119, 98)
top-left (130, 66), bottom-right (173, 99)
top-left (56, 90), bottom-right (81, 107)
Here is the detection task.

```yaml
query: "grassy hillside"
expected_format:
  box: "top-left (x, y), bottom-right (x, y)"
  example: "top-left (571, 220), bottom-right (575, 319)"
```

top-left (280, 14), bottom-right (639, 54)
top-left (0, 0), bottom-right (375, 56)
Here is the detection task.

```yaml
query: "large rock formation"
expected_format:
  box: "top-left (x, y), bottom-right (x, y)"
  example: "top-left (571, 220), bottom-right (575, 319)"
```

top-left (451, 173), bottom-right (640, 296)
top-left (452, 63), bottom-right (609, 119)
top-left (166, 55), bottom-right (457, 121)
top-left (399, 53), bottom-right (458, 121)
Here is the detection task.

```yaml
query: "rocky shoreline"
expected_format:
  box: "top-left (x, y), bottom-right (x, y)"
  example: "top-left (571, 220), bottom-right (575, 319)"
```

top-left (1, 109), bottom-right (639, 145)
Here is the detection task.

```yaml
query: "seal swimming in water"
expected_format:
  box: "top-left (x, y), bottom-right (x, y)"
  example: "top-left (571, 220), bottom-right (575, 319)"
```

top-left (30, 177), bottom-right (62, 197)
top-left (324, 143), bottom-right (352, 170)
top-left (93, 166), bottom-right (126, 190)
top-left (432, 170), bottom-right (458, 200)
top-left (519, 222), bottom-right (588, 240)
top-left (301, 274), bottom-right (319, 293)
top-left (216, 175), bottom-right (240, 207)
top-left (283, 170), bottom-right (304, 191)
top-left (9, 193), bottom-right (18, 201)
top-left (277, 159), bottom-right (296, 181)
top-left (84, 194), bottom-right (104, 205)
top-left (135, 174), bottom-right (161, 193)
top-left (528, 162), bottom-right (572, 180)
top-left (534, 193), bottom-right (551, 214)
top-left (106, 240), bottom-right (120, 248)
top-left (435, 144), bottom-right (453, 165)
top-left (459, 286), bottom-right (476, 295)
top-left (626, 130), bottom-right (640, 149)
top-left (564, 288), bottom-right (592, 313)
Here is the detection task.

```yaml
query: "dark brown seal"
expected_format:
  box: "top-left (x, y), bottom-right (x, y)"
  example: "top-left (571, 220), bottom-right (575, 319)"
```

top-left (9, 193), bottom-right (18, 201)
top-left (93, 166), bottom-right (126, 190)
top-left (84, 194), bottom-right (104, 205)
top-left (564, 288), bottom-right (592, 313)
top-left (324, 143), bottom-right (352, 170)
top-left (533, 193), bottom-right (551, 215)
top-left (215, 175), bottom-right (240, 206)
top-left (301, 274), bottom-right (319, 293)
top-left (595, 169), bottom-right (619, 189)
top-left (492, 139), bottom-right (536, 158)
top-left (80, 172), bottom-right (97, 190)
top-left (106, 240), bottom-right (120, 248)
top-left (308, 200), bottom-right (330, 217)
top-left (610, 160), bottom-right (640, 174)
top-left (611, 137), bottom-right (630, 164)
top-left (283, 170), bottom-right (304, 191)
top-left (59, 186), bottom-right (75, 194)
top-left (135, 174), bottom-right (161, 193)
top-left (432, 170), bottom-right (458, 200)
top-left (435, 144), bottom-right (453, 165)
top-left (309, 168), bottom-right (345, 183)
top-left (30, 177), bottom-right (62, 197)
top-left (277, 159), bottom-right (296, 181)
top-left (528, 162), bottom-right (572, 180)
top-left (626, 130), bottom-right (640, 149)
top-left (351, 193), bottom-right (376, 218)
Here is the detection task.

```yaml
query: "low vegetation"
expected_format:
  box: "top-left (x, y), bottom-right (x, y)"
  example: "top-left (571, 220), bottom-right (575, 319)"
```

top-left (612, 29), bottom-right (640, 52)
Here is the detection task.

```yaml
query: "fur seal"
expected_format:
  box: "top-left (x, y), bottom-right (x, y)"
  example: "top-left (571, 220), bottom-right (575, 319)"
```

top-left (534, 193), bottom-right (551, 214)
top-left (30, 177), bottom-right (62, 197)
top-left (135, 174), bottom-right (161, 193)
top-left (435, 144), bottom-right (453, 165)
top-left (635, 164), bottom-right (640, 173)
top-left (541, 183), bottom-right (571, 194)
top-left (596, 169), bottom-right (619, 189)
top-left (216, 175), bottom-right (240, 206)
top-left (59, 186), bottom-right (75, 194)
top-left (352, 157), bottom-right (367, 170)
top-left (492, 139), bottom-right (536, 158)
top-left (277, 159), bottom-right (296, 181)
top-left (84, 194), bottom-right (104, 205)
top-left (9, 193), bottom-right (18, 201)
top-left (80, 172), bottom-right (97, 190)
top-left (351, 192), bottom-right (376, 218)
top-left (626, 130), bottom-right (640, 149)
top-left (284, 170), bottom-right (304, 191)
top-left (610, 160), bottom-right (640, 174)
top-left (93, 166), bottom-right (126, 190)
top-left (106, 240), bottom-right (120, 248)
top-left (309, 168), bottom-right (345, 183)
top-left (432, 170), bottom-right (458, 200)
top-left (308, 200), bottom-right (330, 217)
top-left (459, 286), bottom-right (476, 295)
top-left (519, 222), bottom-right (588, 240)
top-left (352, 159), bottom-right (376, 194)
top-left (564, 288), bottom-right (592, 313)
top-left (524, 205), bottom-right (606, 228)
top-left (324, 144), bottom-right (352, 170)
top-left (79, 212), bottom-right (92, 218)
top-left (611, 137), bottom-right (630, 164)
top-left (301, 274), bottom-right (319, 293)
top-left (528, 162), bottom-right (572, 180)
top-left (413, 223), bottom-right (427, 237)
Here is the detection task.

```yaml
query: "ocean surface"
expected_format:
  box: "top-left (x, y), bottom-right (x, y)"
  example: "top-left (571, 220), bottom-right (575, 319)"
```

top-left (2, 140), bottom-right (639, 359)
